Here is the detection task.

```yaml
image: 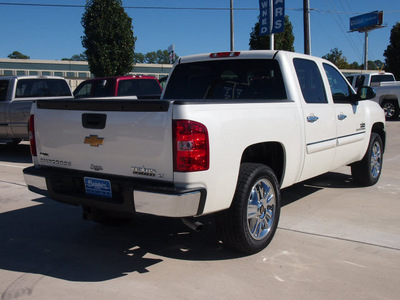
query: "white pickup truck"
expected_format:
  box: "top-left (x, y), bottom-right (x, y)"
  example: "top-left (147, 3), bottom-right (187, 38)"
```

top-left (23, 51), bottom-right (385, 254)
top-left (0, 76), bottom-right (73, 145)
top-left (346, 72), bottom-right (400, 120)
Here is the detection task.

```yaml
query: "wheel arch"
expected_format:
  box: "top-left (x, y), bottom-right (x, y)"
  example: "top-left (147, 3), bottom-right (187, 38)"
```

top-left (240, 142), bottom-right (285, 185)
top-left (379, 94), bottom-right (398, 103)
top-left (371, 122), bottom-right (386, 153)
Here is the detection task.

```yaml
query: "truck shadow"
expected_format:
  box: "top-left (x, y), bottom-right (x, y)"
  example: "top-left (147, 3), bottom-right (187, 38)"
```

top-left (0, 171), bottom-right (356, 283)
top-left (0, 197), bottom-right (238, 283)
top-left (281, 171), bottom-right (354, 206)
top-left (0, 143), bottom-right (32, 164)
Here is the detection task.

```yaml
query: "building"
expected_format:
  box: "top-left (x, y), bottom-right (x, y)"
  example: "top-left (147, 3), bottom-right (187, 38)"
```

top-left (0, 58), bottom-right (173, 90)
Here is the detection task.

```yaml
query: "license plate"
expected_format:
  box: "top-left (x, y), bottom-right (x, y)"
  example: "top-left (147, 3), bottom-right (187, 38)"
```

top-left (84, 177), bottom-right (112, 198)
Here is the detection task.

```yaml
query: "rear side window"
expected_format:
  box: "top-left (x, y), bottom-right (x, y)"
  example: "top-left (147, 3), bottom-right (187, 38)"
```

top-left (293, 58), bottom-right (327, 104)
top-left (0, 80), bottom-right (9, 101)
top-left (370, 74), bottom-right (395, 83)
top-left (74, 81), bottom-right (92, 98)
top-left (15, 79), bottom-right (71, 98)
top-left (163, 59), bottom-right (286, 100)
top-left (117, 79), bottom-right (162, 96)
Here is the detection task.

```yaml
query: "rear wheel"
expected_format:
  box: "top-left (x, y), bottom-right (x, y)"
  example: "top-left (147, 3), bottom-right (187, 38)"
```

top-left (216, 163), bottom-right (281, 254)
top-left (351, 133), bottom-right (383, 186)
top-left (382, 100), bottom-right (399, 120)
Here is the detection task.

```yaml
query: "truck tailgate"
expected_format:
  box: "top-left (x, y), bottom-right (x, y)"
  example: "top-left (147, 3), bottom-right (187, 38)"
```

top-left (34, 99), bottom-right (174, 182)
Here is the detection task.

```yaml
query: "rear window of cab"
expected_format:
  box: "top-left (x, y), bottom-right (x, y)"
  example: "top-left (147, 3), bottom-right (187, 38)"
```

top-left (163, 59), bottom-right (286, 100)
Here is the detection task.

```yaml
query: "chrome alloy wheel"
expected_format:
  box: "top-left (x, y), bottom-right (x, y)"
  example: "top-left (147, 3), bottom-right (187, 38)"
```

top-left (370, 141), bottom-right (382, 179)
top-left (247, 179), bottom-right (276, 240)
top-left (383, 102), bottom-right (395, 118)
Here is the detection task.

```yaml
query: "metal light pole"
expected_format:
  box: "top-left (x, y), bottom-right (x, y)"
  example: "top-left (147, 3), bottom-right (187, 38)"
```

top-left (364, 31), bottom-right (369, 70)
top-left (304, 0), bottom-right (311, 55)
top-left (230, 0), bottom-right (234, 51)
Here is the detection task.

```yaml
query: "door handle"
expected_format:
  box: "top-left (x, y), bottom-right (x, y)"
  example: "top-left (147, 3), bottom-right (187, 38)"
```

top-left (307, 115), bottom-right (319, 123)
top-left (337, 114), bottom-right (347, 121)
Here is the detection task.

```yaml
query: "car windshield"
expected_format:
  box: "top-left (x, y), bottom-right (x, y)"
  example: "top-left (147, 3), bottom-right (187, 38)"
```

top-left (163, 59), bottom-right (287, 100)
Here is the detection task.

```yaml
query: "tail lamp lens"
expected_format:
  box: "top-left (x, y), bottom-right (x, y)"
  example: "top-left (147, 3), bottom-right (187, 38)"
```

top-left (173, 120), bottom-right (209, 172)
top-left (28, 114), bottom-right (37, 156)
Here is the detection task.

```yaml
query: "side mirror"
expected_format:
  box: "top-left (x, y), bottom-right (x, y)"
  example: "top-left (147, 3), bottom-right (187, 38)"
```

top-left (357, 86), bottom-right (376, 101)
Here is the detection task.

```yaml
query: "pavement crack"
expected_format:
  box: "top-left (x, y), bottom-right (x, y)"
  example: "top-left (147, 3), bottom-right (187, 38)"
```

top-left (278, 226), bottom-right (400, 251)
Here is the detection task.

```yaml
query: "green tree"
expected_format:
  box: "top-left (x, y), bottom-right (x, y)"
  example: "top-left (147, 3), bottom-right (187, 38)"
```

top-left (373, 60), bottom-right (384, 70)
top-left (133, 52), bottom-right (145, 63)
top-left (156, 50), bottom-right (170, 64)
top-left (61, 53), bottom-right (87, 61)
top-left (348, 61), bottom-right (361, 70)
top-left (8, 51), bottom-right (30, 59)
top-left (145, 52), bottom-right (157, 64)
top-left (384, 22), bottom-right (400, 80)
top-left (134, 50), bottom-right (178, 64)
top-left (322, 48), bottom-right (349, 69)
top-left (249, 15), bottom-right (295, 51)
top-left (81, 0), bottom-right (136, 77)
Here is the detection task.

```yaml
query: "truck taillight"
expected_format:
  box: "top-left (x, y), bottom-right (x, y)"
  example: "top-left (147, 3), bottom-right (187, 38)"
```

top-left (173, 120), bottom-right (209, 172)
top-left (28, 115), bottom-right (37, 156)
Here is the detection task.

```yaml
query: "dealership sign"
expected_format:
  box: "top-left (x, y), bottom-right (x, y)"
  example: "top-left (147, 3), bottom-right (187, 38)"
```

top-left (259, 0), bottom-right (285, 36)
top-left (350, 11), bottom-right (384, 32)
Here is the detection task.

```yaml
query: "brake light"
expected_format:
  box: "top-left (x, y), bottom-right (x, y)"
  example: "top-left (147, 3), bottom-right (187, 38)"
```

top-left (210, 52), bottom-right (241, 58)
top-left (28, 114), bottom-right (37, 156)
top-left (173, 120), bottom-right (209, 172)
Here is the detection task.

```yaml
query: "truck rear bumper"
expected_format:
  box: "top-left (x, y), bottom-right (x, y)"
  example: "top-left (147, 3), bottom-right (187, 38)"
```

top-left (23, 166), bottom-right (206, 218)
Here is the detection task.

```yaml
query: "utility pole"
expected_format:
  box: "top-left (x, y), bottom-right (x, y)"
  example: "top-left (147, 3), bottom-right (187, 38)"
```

top-left (230, 0), bottom-right (234, 51)
top-left (364, 31), bottom-right (369, 70)
top-left (304, 0), bottom-right (311, 55)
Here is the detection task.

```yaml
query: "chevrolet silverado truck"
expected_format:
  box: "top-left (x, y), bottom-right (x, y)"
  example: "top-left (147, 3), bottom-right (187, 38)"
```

top-left (0, 75), bottom-right (73, 145)
top-left (346, 72), bottom-right (400, 120)
top-left (23, 51), bottom-right (385, 254)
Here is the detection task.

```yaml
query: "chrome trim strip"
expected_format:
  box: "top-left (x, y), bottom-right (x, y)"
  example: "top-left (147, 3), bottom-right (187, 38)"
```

top-left (134, 190), bottom-right (201, 217)
top-left (23, 173), bottom-right (48, 196)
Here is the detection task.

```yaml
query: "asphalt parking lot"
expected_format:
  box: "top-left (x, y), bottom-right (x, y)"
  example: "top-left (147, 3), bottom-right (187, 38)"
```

top-left (0, 120), bottom-right (399, 300)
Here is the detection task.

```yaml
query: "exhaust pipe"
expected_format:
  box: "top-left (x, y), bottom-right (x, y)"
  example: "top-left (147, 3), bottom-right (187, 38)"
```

top-left (181, 218), bottom-right (204, 232)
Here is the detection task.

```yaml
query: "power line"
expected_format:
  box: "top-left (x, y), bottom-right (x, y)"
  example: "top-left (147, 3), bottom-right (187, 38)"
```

top-left (0, 2), bottom-right (399, 14)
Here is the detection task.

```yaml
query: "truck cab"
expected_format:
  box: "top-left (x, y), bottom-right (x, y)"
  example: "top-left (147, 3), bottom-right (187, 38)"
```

top-left (73, 75), bottom-right (163, 99)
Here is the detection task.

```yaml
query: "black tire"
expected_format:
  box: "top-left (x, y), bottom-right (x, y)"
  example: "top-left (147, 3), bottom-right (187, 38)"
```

top-left (351, 133), bottom-right (383, 186)
top-left (382, 100), bottom-right (399, 120)
top-left (216, 163), bottom-right (281, 254)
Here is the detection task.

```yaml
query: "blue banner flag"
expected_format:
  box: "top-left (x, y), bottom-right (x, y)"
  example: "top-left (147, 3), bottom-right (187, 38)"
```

top-left (259, 0), bottom-right (285, 36)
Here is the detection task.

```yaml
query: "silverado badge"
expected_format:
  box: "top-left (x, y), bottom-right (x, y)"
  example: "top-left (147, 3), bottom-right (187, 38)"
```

top-left (84, 135), bottom-right (104, 147)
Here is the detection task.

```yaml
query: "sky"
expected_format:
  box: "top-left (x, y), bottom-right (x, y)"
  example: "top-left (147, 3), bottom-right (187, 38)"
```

top-left (0, 0), bottom-right (399, 65)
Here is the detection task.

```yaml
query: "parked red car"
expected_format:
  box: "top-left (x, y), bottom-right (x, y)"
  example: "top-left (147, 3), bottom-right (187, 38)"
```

top-left (73, 75), bottom-right (162, 99)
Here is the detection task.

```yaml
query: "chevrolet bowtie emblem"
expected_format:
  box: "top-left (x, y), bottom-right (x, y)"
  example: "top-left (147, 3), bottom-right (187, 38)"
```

top-left (84, 135), bottom-right (104, 147)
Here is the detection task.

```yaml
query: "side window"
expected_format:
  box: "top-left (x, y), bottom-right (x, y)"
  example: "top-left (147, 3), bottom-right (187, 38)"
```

top-left (74, 82), bottom-right (93, 98)
top-left (0, 80), bottom-right (9, 101)
top-left (293, 58), bottom-right (327, 104)
top-left (323, 63), bottom-right (354, 104)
